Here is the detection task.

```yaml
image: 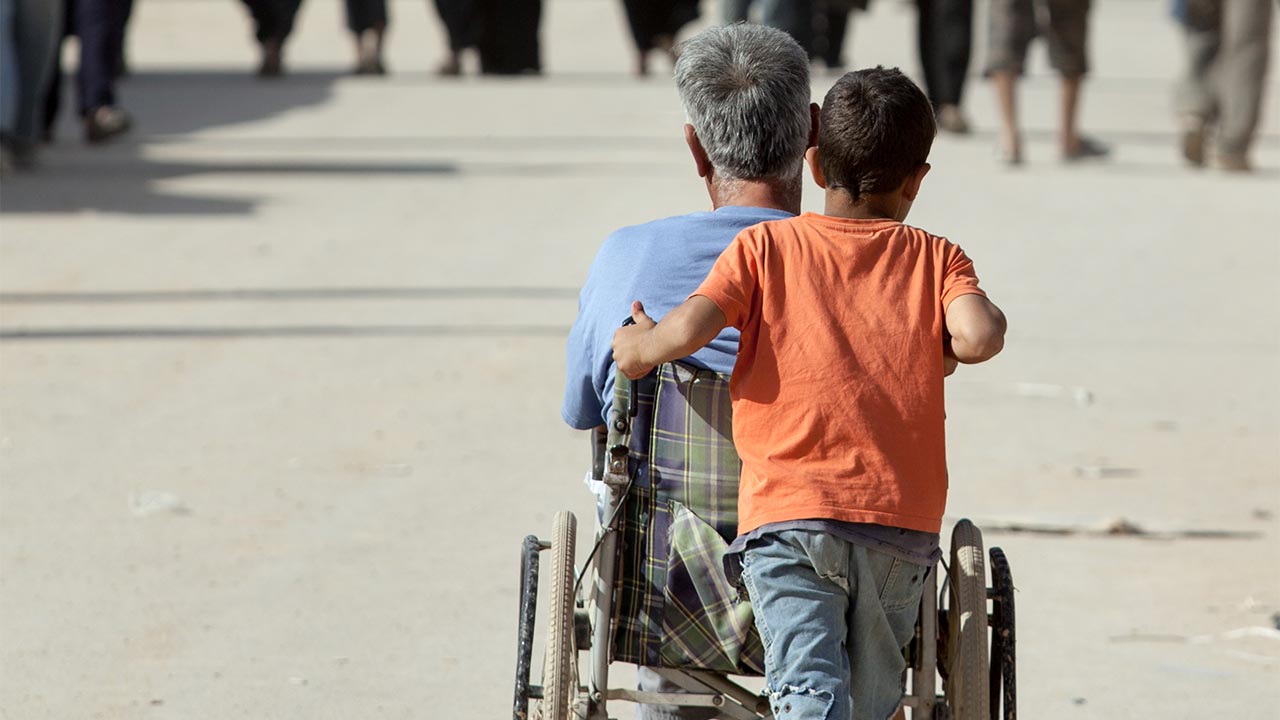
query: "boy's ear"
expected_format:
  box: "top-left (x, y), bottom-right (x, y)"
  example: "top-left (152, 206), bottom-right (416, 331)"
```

top-left (684, 124), bottom-right (713, 179)
top-left (807, 102), bottom-right (820, 148)
top-left (806, 146), bottom-right (827, 189)
top-left (903, 163), bottom-right (931, 201)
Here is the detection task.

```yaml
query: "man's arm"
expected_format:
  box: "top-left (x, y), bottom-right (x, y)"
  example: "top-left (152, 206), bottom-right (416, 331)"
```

top-left (945, 294), bottom-right (1007, 363)
top-left (612, 297), bottom-right (728, 380)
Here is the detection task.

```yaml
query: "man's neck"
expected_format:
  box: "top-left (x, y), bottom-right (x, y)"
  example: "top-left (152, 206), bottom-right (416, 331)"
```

top-left (710, 177), bottom-right (801, 215)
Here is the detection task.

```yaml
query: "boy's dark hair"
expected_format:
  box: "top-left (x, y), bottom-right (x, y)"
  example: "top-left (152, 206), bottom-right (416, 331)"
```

top-left (818, 67), bottom-right (936, 199)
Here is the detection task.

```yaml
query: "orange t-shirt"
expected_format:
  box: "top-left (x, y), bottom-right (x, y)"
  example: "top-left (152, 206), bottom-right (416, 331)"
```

top-left (694, 212), bottom-right (987, 535)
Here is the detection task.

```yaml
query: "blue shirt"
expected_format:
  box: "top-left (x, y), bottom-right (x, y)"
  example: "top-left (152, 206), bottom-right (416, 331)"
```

top-left (561, 205), bottom-right (793, 429)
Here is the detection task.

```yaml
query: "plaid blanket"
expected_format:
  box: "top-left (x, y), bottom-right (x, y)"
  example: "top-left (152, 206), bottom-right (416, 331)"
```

top-left (611, 362), bottom-right (765, 675)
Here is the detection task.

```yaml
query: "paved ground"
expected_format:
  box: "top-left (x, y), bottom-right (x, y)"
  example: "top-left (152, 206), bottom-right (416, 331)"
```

top-left (2, 0), bottom-right (1278, 718)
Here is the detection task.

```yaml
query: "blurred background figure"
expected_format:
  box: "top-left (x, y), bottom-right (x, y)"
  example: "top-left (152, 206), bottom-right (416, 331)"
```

top-left (812, 0), bottom-right (862, 72)
top-left (760, 0), bottom-right (814, 57)
top-left (474, 0), bottom-right (541, 74)
top-left (239, 0), bottom-right (302, 76)
top-left (723, 0), bottom-right (754, 23)
top-left (1175, 0), bottom-right (1273, 172)
top-left (985, 0), bottom-right (1109, 165)
top-left (917, 0), bottom-right (972, 133)
top-left (0, 0), bottom-right (62, 171)
top-left (43, 0), bottom-right (133, 145)
top-left (620, 0), bottom-right (699, 76)
top-left (346, 0), bottom-right (388, 75)
top-left (721, 0), bottom-right (862, 73)
top-left (432, 0), bottom-right (476, 75)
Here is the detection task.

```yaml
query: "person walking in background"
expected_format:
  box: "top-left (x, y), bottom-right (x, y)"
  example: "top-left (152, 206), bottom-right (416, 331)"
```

top-left (918, 0), bottom-right (972, 133)
top-left (813, 0), bottom-right (863, 72)
top-left (1175, 0), bottom-right (1273, 172)
top-left (0, 0), bottom-right (62, 171)
top-left (477, 0), bottom-right (542, 75)
top-left (620, 0), bottom-right (699, 77)
top-left (345, 0), bottom-right (387, 74)
top-left (984, 0), bottom-right (1108, 165)
top-left (239, 0), bottom-right (302, 76)
top-left (431, 0), bottom-right (476, 75)
top-left (50, 0), bottom-right (133, 142)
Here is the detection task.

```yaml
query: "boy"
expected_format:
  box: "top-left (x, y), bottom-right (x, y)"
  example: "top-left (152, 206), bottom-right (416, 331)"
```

top-left (612, 67), bottom-right (1006, 720)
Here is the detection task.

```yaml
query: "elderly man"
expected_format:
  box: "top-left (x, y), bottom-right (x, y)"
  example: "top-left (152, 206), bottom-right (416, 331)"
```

top-left (561, 22), bottom-right (816, 720)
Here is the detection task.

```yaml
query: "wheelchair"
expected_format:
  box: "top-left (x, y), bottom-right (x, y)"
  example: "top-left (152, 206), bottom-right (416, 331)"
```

top-left (513, 362), bottom-right (1016, 720)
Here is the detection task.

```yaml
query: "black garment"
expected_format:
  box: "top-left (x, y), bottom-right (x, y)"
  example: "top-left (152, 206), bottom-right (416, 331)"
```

top-left (240, 0), bottom-right (304, 43)
top-left (620, 0), bottom-right (698, 52)
top-left (344, 0), bottom-right (387, 33)
top-left (44, 0), bottom-right (129, 129)
top-left (434, 0), bottom-right (478, 52)
top-left (76, 0), bottom-right (128, 113)
top-left (475, 0), bottom-right (541, 74)
top-left (917, 0), bottom-right (973, 107)
top-left (814, 0), bottom-right (855, 67)
top-left (770, 0), bottom-right (815, 55)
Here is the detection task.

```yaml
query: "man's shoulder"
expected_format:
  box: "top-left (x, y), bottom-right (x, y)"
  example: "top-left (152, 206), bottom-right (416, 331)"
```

top-left (607, 208), bottom-right (792, 245)
top-left (606, 210), bottom-right (721, 243)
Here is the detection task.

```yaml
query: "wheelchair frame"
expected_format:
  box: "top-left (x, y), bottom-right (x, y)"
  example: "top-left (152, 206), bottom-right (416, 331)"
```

top-left (514, 373), bottom-right (1016, 720)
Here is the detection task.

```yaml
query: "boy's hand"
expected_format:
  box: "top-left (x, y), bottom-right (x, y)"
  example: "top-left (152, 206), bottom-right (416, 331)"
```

top-left (612, 301), bottom-right (658, 380)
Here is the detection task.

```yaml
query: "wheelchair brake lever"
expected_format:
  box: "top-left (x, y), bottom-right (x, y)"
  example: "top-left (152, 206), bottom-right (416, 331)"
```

top-left (620, 316), bottom-right (639, 417)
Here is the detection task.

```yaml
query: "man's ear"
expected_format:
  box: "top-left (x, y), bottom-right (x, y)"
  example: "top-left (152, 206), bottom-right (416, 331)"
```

top-left (903, 163), bottom-right (931, 201)
top-left (806, 146), bottom-right (827, 189)
top-left (807, 102), bottom-right (820, 148)
top-left (684, 124), bottom-right (713, 179)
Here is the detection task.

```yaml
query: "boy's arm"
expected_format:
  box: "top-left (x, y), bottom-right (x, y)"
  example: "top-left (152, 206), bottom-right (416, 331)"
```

top-left (945, 294), bottom-right (1007, 363)
top-left (612, 297), bottom-right (727, 380)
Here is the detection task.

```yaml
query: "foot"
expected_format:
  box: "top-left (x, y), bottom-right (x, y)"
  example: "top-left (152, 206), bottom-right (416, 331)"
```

top-left (1063, 135), bottom-right (1110, 162)
top-left (84, 106), bottom-right (132, 144)
top-left (936, 104), bottom-right (971, 135)
top-left (1216, 153), bottom-right (1251, 173)
top-left (634, 50), bottom-right (650, 77)
top-left (436, 53), bottom-right (461, 77)
top-left (1180, 116), bottom-right (1207, 167)
top-left (3, 137), bottom-right (37, 170)
top-left (998, 133), bottom-right (1023, 166)
top-left (355, 57), bottom-right (387, 75)
top-left (258, 38), bottom-right (284, 77)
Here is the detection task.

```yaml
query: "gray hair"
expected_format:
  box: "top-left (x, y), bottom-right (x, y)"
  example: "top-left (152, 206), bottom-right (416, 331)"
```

top-left (674, 24), bottom-right (812, 182)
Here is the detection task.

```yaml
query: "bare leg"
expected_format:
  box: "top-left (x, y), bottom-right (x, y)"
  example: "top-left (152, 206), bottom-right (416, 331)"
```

top-left (992, 69), bottom-right (1021, 164)
top-left (1060, 74), bottom-right (1080, 154)
top-left (369, 24), bottom-right (386, 73)
top-left (1060, 74), bottom-right (1108, 160)
top-left (351, 33), bottom-right (364, 71)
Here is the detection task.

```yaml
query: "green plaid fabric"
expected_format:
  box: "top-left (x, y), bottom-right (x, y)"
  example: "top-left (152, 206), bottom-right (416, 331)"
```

top-left (611, 362), bottom-right (766, 675)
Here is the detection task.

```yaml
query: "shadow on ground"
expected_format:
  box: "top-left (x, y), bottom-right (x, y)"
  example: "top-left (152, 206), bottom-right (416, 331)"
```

top-left (0, 70), bottom-right (458, 216)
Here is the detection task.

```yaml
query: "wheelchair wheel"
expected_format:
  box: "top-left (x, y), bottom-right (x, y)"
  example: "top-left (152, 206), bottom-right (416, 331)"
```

top-left (989, 547), bottom-right (1016, 720)
top-left (945, 519), bottom-right (990, 720)
top-left (539, 511), bottom-right (577, 720)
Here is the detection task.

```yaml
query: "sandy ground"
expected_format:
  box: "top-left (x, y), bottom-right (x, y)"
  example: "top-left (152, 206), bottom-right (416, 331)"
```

top-left (1, 0), bottom-right (1278, 718)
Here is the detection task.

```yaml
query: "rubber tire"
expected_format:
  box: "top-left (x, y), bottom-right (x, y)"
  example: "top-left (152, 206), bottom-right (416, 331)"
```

top-left (946, 519), bottom-right (990, 720)
top-left (541, 511), bottom-right (577, 720)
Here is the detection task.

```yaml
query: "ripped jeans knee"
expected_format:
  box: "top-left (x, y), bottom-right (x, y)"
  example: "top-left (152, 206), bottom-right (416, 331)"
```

top-left (766, 684), bottom-right (836, 720)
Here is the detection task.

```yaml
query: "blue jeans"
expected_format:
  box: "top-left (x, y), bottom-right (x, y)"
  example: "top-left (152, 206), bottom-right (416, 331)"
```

top-left (740, 530), bottom-right (926, 720)
top-left (0, 0), bottom-right (63, 142)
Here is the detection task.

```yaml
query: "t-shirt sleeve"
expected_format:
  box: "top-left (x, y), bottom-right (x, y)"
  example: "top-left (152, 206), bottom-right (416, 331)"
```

top-left (693, 230), bottom-right (762, 330)
top-left (561, 302), bottom-right (605, 429)
top-left (940, 242), bottom-right (987, 311)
